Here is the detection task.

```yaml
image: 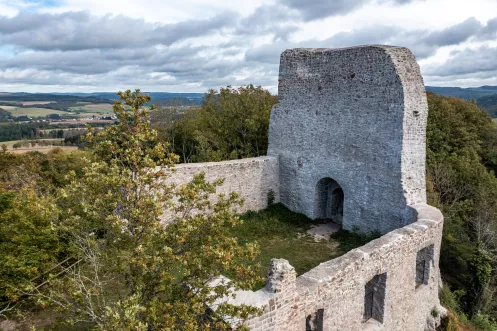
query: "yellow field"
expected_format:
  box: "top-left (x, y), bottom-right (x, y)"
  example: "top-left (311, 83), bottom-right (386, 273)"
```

top-left (0, 105), bottom-right (17, 110)
top-left (2, 140), bottom-right (78, 154)
top-left (1, 106), bottom-right (68, 117)
top-left (10, 146), bottom-right (78, 154)
top-left (21, 101), bottom-right (55, 106)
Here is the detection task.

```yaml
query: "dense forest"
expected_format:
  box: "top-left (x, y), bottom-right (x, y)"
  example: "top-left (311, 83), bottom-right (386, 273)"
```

top-left (1, 87), bottom-right (496, 330)
top-left (477, 94), bottom-right (497, 117)
top-left (425, 86), bottom-right (497, 118)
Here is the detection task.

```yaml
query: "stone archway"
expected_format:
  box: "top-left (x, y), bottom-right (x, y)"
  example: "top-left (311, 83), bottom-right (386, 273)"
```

top-left (315, 178), bottom-right (344, 223)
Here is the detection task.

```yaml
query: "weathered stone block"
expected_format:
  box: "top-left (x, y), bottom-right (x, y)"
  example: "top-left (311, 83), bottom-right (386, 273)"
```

top-left (268, 45), bottom-right (428, 233)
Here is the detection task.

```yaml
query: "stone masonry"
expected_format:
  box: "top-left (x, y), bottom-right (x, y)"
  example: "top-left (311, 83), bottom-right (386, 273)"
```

top-left (268, 45), bottom-right (428, 233)
top-left (238, 204), bottom-right (444, 331)
top-left (163, 45), bottom-right (443, 330)
top-left (164, 156), bottom-right (279, 217)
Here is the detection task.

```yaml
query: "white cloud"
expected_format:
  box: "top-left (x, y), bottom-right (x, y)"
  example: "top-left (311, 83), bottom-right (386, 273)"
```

top-left (0, 0), bottom-right (496, 92)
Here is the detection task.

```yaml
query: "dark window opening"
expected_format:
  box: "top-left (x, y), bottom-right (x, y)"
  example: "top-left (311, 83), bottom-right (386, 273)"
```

top-left (416, 244), bottom-right (434, 287)
top-left (306, 309), bottom-right (324, 331)
top-left (315, 178), bottom-right (344, 224)
top-left (364, 273), bottom-right (387, 323)
top-left (331, 188), bottom-right (344, 218)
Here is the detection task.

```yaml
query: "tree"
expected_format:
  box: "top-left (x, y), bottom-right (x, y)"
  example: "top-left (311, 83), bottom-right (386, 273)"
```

top-left (38, 89), bottom-right (260, 329)
top-left (1, 144), bottom-right (6, 153)
top-left (200, 85), bottom-right (277, 160)
top-left (0, 186), bottom-right (62, 316)
top-left (150, 85), bottom-right (278, 163)
top-left (426, 93), bottom-right (497, 321)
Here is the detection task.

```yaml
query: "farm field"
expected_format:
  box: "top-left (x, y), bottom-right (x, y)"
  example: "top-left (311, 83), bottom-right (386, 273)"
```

top-left (0, 105), bottom-right (18, 110)
top-left (39, 128), bottom-right (88, 133)
top-left (10, 146), bottom-right (78, 154)
top-left (48, 119), bottom-right (114, 125)
top-left (2, 139), bottom-right (78, 154)
top-left (21, 101), bottom-right (55, 106)
top-left (1, 106), bottom-right (69, 117)
top-left (77, 112), bottom-right (107, 118)
top-left (69, 103), bottom-right (114, 114)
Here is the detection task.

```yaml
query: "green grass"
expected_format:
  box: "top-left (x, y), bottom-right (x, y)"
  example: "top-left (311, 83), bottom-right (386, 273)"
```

top-left (68, 104), bottom-right (114, 114)
top-left (5, 107), bottom-right (68, 117)
top-left (227, 204), bottom-right (380, 289)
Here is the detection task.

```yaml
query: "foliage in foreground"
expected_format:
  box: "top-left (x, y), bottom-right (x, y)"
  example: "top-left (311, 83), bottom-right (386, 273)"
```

top-left (0, 90), bottom-right (261, 330)
top-left (426, 93), bottom-right (497, 324)
top-left (3, 89), bottom-right (497, 329)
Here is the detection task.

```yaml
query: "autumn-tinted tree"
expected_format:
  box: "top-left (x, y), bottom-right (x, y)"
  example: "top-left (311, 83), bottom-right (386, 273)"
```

top-left (426, 93), bottom-right (497, 325)
top-left (43, 89), bottom-right (261, 329)
top-left (151, 85), bottom-right (278, 163)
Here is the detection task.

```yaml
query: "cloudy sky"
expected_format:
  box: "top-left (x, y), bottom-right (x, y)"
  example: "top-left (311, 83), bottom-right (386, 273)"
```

top-left (0, 0), bottom-right (497, 93)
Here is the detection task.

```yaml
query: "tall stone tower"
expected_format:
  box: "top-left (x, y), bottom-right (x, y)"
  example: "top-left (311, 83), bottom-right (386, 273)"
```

top-left (268, 45), bottom-right (428, 233)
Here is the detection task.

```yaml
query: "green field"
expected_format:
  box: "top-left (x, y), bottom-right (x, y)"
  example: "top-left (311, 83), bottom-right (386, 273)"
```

top-left (69, 103), bottom-right (114, 114)
top-left (1, 106), bottom-right (69, 117)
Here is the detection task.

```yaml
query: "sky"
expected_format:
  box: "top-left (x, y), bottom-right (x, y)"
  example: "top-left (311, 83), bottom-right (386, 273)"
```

top-left (0, 0), bottom-right (497, 93)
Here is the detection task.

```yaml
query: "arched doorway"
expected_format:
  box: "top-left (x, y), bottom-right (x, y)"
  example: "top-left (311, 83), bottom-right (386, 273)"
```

top-left (315, 178), bottom-right (344, 223)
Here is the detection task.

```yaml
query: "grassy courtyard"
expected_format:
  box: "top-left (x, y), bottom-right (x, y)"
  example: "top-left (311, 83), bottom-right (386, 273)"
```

top-left (228, 204), bottom-right (380, 289)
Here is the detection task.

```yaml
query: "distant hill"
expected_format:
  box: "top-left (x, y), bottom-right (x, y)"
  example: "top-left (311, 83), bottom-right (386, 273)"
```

top-left (0, 92), bottom-right (205, 106)
top-left (0, 92), bottom-right (110, 104)
top-left (476, 94), bottom-right (497, 117)
top-left (425, 85), bottom-right (497, 100)
top-left (53, 92), bottom-right (205, 106)
top-left (426, 86), bottom-right (497, 118)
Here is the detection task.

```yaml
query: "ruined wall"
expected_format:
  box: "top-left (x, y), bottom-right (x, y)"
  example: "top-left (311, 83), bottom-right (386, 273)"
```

top-left (268, 45), bottom-right (428, 233)
top-left (235, 204), bottom-right (444, 331)
top-left (165, 156), bottom-right (279, 216)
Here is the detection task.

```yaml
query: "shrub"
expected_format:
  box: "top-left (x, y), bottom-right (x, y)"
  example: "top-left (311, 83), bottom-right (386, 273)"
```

top-left (471, 313), bottom-right (497, 331)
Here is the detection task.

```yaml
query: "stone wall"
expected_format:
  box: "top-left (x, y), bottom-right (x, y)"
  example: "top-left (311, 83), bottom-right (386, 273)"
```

top-left (164, 156), bottom-right (279, 218)
top-left (229, 204), bottom-right (444, 331)
top-left (268, 45), bottom-right (428, 233)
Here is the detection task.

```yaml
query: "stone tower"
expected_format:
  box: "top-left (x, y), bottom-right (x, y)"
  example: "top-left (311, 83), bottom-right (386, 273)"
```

top-left (268, 45), bottom-right (428, 233)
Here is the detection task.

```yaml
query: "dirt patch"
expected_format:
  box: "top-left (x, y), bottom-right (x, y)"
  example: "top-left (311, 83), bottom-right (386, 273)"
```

top-left (86, 103), bottom-right (113, 110)
top-left (306, 222), bottom-right (341, 241)
top-left (21, 101), bottom-right (54, 106)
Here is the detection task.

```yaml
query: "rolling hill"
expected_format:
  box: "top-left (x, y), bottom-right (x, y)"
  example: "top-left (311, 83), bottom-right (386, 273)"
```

top-left (426, 85), bottom-right (497, 118)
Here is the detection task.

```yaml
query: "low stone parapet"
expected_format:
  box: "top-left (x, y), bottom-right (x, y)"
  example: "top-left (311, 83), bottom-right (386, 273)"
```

top-left (161, 156), bottom-right (279, 223)
top-left (229, 204), bottom-right (444, 331)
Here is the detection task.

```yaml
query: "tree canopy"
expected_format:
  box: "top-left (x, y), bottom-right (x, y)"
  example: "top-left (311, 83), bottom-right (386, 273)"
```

top-left (0, 90), bottom-right (261, 330)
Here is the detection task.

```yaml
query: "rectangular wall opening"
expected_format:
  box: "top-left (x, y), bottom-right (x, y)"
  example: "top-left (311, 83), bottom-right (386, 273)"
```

top-left (306, 308), bottom-right (324, 331)
top-left (416, 244), bottom-right (434, 287)
top-left (363, 273), bottom-right (387, 323)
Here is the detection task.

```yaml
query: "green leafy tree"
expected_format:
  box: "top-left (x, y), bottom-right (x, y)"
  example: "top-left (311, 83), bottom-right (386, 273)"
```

top-left (1, 144), bottom-right (7, 153)
top-left (426, 93), bottom-right (497, 321)
top-left (151, 85), bottom-right (278, 163)
top-left (200, 85), bottom-right (277, 160)
top-left (0, 186), bottom-right (62, 316)
top-left (44, 89), bottom-right (261, 329)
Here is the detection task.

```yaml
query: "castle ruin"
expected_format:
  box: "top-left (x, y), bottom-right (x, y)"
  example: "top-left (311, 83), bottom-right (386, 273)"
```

top-left (168, 45), bottom-right (445, 331)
